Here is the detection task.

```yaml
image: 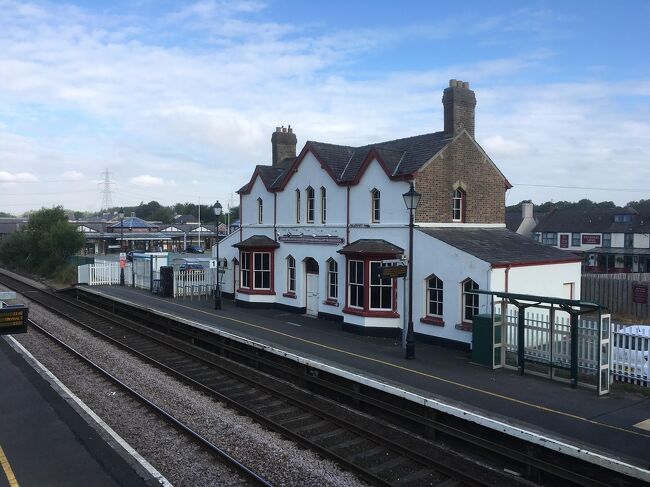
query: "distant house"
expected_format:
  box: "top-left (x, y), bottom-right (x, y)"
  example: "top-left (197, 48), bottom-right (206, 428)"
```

top-left (0, 218), bottom-right (27, 241)
top-left (505, 202), bottom-right (546, 236)
top-left (174, 214), bottom-right (199, 224)
top-left (532, 207), bottom-right (650, 273)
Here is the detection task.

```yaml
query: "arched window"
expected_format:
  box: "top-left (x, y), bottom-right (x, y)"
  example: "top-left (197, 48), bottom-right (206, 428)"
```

top-left (452, 188), bottom-right (465, 222)
top-left (257, 197), bottom-right (263, 224)
top-left (295, 189), bottom-right (301, 223)
top-left (371, 188), bottom-right (380, 223)
top-left (287, 255), bottom-right (296, 293)
top-left (426, 274), bottom-right (443, 317)
top-left (462, 278), bottom-right (479, 323)
top-left (321, 187), bottom-right (327, 223)
top-left (306, 186), bottom-right (315, 223)
top-left (326, 258), bottom-right (338, 300)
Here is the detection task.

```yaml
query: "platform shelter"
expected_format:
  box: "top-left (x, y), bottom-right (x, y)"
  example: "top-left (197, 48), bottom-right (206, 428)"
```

top-left (472, 290), bottom-right (610, 396)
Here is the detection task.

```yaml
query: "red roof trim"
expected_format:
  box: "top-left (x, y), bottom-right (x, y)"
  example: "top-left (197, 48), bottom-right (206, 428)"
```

top-left (238, 166), bottom-right (273, 195)
top-left (491, 258), bottom-right (581, 269)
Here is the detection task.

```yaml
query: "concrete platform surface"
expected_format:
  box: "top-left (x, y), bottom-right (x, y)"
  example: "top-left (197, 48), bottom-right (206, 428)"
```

top-left (88, 285), bottom-right (650, 474)
top-left (0, 336), bottom-right (159, 487)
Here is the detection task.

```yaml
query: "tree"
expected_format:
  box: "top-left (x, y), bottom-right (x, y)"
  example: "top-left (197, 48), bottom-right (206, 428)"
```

top-left (0, 206), bottom-right (85, 276)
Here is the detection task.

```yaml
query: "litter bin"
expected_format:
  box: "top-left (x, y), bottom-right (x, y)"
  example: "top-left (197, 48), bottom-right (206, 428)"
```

top-left (472, 314), bottom-right (494, 367)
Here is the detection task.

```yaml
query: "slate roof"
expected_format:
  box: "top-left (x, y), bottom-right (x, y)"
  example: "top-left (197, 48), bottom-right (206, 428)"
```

top-left (311, 131), bottom-right (453, 183)
top-left (232, 235), bottom-right (280, 249)
top-left (174, 214), bottom-right (198, 224)
top-left (338, 239), bottom-right (404, 255)
top-left (239, 131), bottom-right (457, 193)
top-left (419, 228), bottom-right (581, 266)
top-left (109, 216), bottom-right (156, 229)
top-left (533, 208), bottom-right (643, 233)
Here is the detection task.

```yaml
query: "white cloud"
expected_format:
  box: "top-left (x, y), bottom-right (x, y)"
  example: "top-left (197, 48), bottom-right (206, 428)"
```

top-left (129, 175), bottom-right (176, 188)
top-left (61, 170), bottom-right (84, 180)
top-left (482, 135), bottom-right (532, 158)
top-left (0, 171), bottom-right (38, 182)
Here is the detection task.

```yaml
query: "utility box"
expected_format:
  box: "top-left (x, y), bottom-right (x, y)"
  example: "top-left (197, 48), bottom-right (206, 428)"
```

top-left (472, 314), bottom-right (500, 368)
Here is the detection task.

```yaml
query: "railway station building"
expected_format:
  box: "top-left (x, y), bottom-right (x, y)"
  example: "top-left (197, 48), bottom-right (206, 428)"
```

top-left (214, 80), bottom-right (582, 348)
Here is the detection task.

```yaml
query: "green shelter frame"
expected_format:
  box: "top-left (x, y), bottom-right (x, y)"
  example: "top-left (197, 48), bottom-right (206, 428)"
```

top-left (473, 290), bottom-right (611, 396)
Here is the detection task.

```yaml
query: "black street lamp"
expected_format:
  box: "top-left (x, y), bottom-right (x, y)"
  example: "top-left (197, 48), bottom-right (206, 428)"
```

top-left (213, 201), bottom-right (223, 310)
top-left (402, 182), bottom-right (421, 359)
top-left (118, 208), bottom-right (125, 286)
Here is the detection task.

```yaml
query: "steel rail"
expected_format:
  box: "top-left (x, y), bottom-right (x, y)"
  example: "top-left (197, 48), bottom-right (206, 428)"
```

top-left (25, 318), bottom-right (274, 487)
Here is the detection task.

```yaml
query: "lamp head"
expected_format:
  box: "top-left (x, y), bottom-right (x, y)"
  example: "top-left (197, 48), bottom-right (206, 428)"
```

top-left (402, 182), bottom-right (421, 211)
top-left (213, 201), bottom-right (223, 216)
top-left (118, 208), bottom-right (125, 219)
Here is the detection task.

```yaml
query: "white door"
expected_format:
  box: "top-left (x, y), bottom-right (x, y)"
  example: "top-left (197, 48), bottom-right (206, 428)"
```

top-left (306, 273), bottom-right (319, 316)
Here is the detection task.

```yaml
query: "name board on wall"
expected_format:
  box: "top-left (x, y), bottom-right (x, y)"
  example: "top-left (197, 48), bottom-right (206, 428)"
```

top-left (582, 234), bottom-right (601, 245)
top-left (278, 234), bottom-right (345, 245)
top-left (633, 284), bottom-right (648, 304)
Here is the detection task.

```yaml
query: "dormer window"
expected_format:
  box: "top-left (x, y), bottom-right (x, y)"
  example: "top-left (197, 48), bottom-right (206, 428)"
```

top-left (306, 186), bottom-right (315, 223)
top-left (371, 188), bottom-right (380, 223)
top-left (614, 214), bottom-right (632, 223)
top-left (257, 197), bottom-right (263, 224)
top-left (452, 189), bottom-right (465, 222)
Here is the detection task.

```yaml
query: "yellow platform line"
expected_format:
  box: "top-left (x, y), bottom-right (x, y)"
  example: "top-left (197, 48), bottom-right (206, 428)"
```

top-left (148, 295), bottom-right (649, 438)
top-left (0, 445), bottom-right (19, 487)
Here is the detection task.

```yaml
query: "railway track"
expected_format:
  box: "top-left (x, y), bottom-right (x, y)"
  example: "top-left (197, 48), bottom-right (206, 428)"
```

top-left (2, 272), bottom-right (645, 487)
top-left (24, 317), bottom-right (273, 487)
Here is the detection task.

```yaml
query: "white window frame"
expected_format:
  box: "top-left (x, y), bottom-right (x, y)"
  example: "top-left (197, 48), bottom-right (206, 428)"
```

top-left (327, 258), bottom-right (338, 300)
top-left (369, 261), bottom-right (392, 310)
top-left (240, 251), bottom-right (250, 289)
top-left (426, 274), bottom-right (444, 317)
top-left (371, 189), bottom-right (380, 223)
top-left (462, 278), bottom-right (479, 323)
top-left (287, 255), bottom-right (296, 293)
top-left (571, 233), bottom-right (581, 247)
top-left (253, 251), bottom-right (271, 290)
top-left (257, 197), bottom-right (263, 224)
top-left (348, 259), bottom-right (364, 308)
top-left (452, 189), bottom-right (464, 222)
top-left (306, 186), bottom-right (315, 223)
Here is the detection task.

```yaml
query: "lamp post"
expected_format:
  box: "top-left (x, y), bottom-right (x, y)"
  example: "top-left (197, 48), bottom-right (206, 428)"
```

top-left (402, 182), bottom-right (421, 359)
top-left (213, 201), bottom-right (223, 310)
top-left (118, 208), bottom-right (125, 286)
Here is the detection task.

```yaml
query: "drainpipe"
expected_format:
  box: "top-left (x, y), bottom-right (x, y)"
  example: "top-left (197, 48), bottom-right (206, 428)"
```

top-left (273, 192), bottom-right (277, 242)
top-left (346, 185), bottom-right (350, 244)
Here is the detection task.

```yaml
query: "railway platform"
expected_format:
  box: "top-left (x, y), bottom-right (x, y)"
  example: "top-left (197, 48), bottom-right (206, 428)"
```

top-left (82, 284), bottom-right (650, 477)
top-left (0, 335), bottom-right (163, 487)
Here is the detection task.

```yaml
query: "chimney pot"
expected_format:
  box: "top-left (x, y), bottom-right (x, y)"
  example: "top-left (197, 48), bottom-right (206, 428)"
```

top-left (271, 125), bottom-right (297, 167)
top-left (442, 78), bottom-right (476, 138)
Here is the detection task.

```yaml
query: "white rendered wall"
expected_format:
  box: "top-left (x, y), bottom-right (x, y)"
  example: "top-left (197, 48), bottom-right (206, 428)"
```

top-left (489, 262), bottom-right (582, 300)
top-left (634, 233), bottom-right (649, 248)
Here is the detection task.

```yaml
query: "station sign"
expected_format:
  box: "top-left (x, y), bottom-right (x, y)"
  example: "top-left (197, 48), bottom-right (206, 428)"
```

top-left (0, 304), bottom-right (29, 335)
top-left (381, 265), bottom-right (408, 279)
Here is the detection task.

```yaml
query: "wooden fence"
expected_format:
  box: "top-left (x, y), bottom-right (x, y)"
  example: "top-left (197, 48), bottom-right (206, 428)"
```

top-left (581, 274), bottom-right (650, 319)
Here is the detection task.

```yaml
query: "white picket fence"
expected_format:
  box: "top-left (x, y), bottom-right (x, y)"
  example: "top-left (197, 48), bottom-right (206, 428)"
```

top-left (173, 268), bottom-right (217, 298)
top-left (78, 262), bottom-right (129, 285)
top-left (612, 323), bottom-right (649, 386)
top-left (504, 307), bottom-right (649, 387)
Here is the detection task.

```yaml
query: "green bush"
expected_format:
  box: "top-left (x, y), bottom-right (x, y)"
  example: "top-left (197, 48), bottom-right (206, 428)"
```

top-left (0, 207), bottom-right (85, 278)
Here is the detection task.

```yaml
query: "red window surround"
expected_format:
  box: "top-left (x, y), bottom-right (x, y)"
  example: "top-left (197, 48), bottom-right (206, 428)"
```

top-left (342, 254), bottom-right (399, 318)
top-left (237, 248), bottom-right (276, 295)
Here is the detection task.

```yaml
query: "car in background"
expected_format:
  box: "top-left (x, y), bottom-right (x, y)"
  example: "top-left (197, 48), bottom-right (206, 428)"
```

top-left (126, 250), bottom-right (146, 262)
top-left (179, 263), bottom-right (204, 272)
top-left (612, 325), bottom-right (649, 380)
top-left (185, 245), bottom-right (205, 254)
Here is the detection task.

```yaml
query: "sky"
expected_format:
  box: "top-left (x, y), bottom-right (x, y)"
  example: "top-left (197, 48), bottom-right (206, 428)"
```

top-left (1, 0), bottom-right (649, 215)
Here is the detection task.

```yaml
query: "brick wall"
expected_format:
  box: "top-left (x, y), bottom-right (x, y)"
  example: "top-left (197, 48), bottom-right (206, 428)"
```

top-left (415, 132), bottom-right (505, 224)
